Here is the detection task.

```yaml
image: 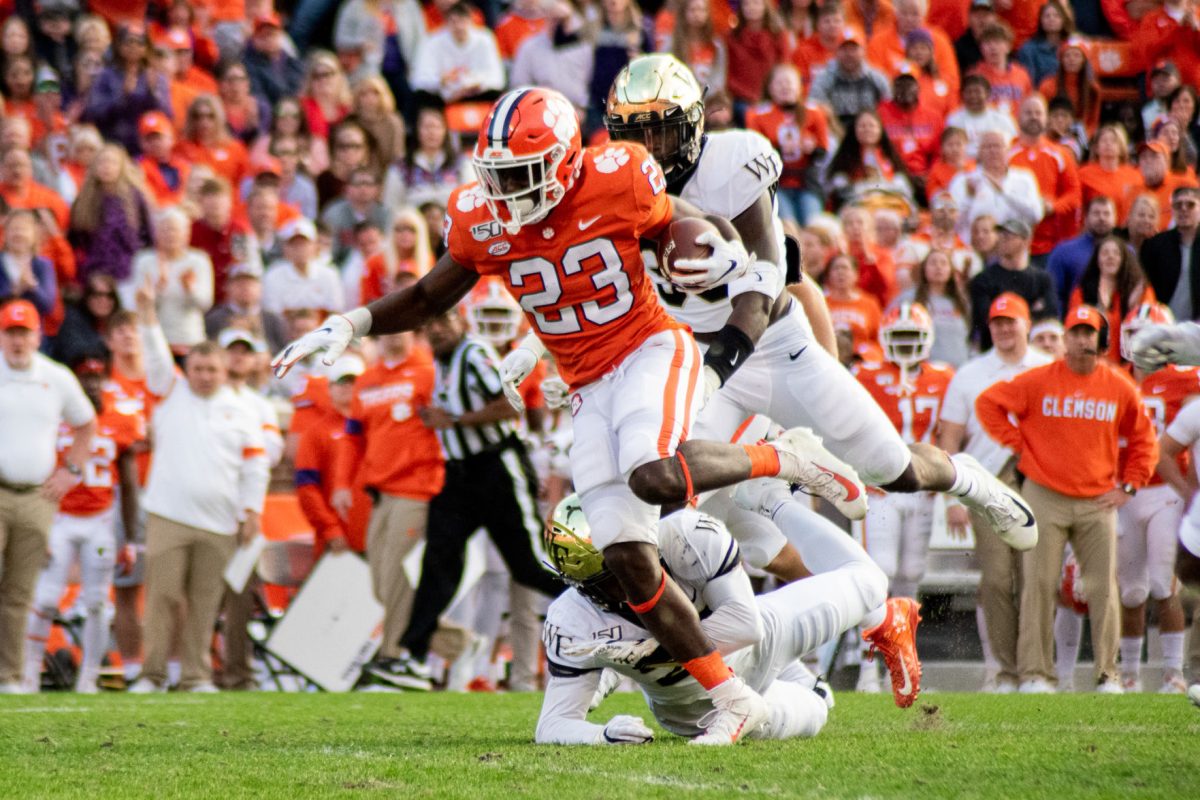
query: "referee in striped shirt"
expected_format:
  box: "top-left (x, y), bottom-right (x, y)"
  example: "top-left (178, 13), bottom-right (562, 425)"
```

top-left (371, 308), bottom-right (563, 690)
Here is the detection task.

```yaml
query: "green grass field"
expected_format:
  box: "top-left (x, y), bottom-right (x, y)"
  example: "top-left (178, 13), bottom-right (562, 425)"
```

top-left (0, 692), bottom-right (1197, 799)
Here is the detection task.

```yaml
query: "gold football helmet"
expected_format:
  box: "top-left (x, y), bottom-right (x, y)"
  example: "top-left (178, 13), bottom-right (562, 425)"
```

top-left (543, 494), bottom-right (624, 611)
top-left (606, 54), bottom-right (705, 179)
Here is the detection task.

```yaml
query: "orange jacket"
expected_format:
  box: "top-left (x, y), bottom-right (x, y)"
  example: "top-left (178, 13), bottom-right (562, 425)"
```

top-left (1009, 138), bottom-right (1082, 255)
top-left (926, 157), bottom-right (974, 201)
top-left (826, 290), bottom-right (882, 353)
top-left (1136, 9), bottom-right (1200, 88)
top-left (333, 349), bottom-right (445, 501)
top-left (975, 359), bottom-right (1158, 497)
top-left (295, 409), bottom-right (370, 556)
top-left (867, 24), bottom-right (960, 98)
top-left (1078, 162), bottom-right (1145, 226)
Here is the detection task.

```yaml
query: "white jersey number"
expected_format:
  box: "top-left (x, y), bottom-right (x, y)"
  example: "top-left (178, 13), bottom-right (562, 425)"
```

top-left (897, 396), bottom-right (941, 444)
top-left (510, 238), bottom-right (633, 335)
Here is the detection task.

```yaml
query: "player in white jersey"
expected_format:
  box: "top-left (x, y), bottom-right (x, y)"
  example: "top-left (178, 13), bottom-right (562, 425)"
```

top-left (535, 493), bottom-right (893, 744)
top-left (603, 55), bottom-right (1039, 563)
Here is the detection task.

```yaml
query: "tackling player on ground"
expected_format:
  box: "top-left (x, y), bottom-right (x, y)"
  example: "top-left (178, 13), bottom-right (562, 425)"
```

top-left (272, 87), bottom-right (866, 743)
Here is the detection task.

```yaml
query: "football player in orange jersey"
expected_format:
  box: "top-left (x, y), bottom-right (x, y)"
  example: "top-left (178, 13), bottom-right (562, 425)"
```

top-left (23, 354), bottom-right (141, 693)
top-left (1117, 304), bottom-right (1195, 693)
top-left (273, 86), bottom-right (871, 744)
top-left (853, 302), bottom-right (954, 692)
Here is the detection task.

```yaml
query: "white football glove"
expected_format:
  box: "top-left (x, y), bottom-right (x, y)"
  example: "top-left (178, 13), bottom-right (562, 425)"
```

top-left (563, 637), bottom-right (661, 668)
top-left (271, 312), bottom-right (362, 378)
top-left (542, 375), bottom-right (570, 410)
top-left (701, 364), bottom-right (721, 408)
top-left (601, 715), bottom-right (654, 744)
top-left (1131, 323), bottom-right (1200, 373)
top-left (671, 231), bottom-right (752, 292)
top-left (499, 332), bottom-right (546, 412)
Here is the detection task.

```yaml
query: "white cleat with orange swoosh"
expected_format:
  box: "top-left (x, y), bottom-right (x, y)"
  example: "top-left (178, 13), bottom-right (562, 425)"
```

top-left (766, 427), bottom-right (869, 520)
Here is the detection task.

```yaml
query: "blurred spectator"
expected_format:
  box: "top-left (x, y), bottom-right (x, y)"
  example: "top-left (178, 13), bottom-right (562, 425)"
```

top-left (725, 0), bottom-right (791, 114)
top-left (266, 135), bottom-right (320, 220)
top-left (1135, 0), bottom-right (1200, 90)
top-left (125, 207), bottom-right (214, 355)
top-left (792, 2), bottom-right (852, 84)
top-left (177, 94), bottom-right (250, 189)
top-left (317, 118), bottom-right (378, 210)
top-left (300, 51), bottom-right (352, 142)
top-left (322, 166), bottom-right (388, 267)
top-left (1079, 124), bottom-right (1145, 226)
top-left (968, 23), bottom-right (1031, 119)
top-left (67, 144), bottom-right (153, 285)
top-left (878, 72), bottom-right (942, 176)
top-left (1016, 0), bottom-right (1071, 86)
top-left (243, 12), bottom-right (304, 108)
top-left (72, 14), bottom-right (110, 59)
top-left (383, 107), bottom-right (469, 210)
top-left (263, 218), bottom-right (343, 315)
top-left (156, 25), bottom-right (214, 126)
top-left (844, 0), bottom-right (896, 37)
top-left (823, 252), bottom-right (882, 352)
top-left (809, 29), bottom-right (891, 126)
top-left (746, 63), bottom-right (831, 226)
top-left (32, 1), bottom-right (79, 97)
top-left (190, 177), bottom-right (258, 305)
top-left (204, 261), bottom-right (288, 354)
top-left (1137, 141), bottom-right (1196, 230)
top-left (1029, 316), bottom-right (1064, 358)
top-left (130, 285), bottom-right (269, 693)
top-left (1010, 95), bottom-right (1081, 268)
top-left (868, 0), bottom-right (961, 96)
top-left (244, 183), bottom-right (286, 266)
top-left (217, 60), bottom-right (270, 146)
top-left (970, 212), bottom-right (999, 265)
top-left (0, 210), bottom-right (57, 317)
top-left (334, 0), bottom-right (397, 83)
top-left (350, 76), bottom-right (406, 166)
top-left (1143, 61), bottom-right (1182, 135)
top-left (976, 305), bottom-right (1158, 693)
top-left (0, 147), bottom-right (69, 233)
top-left (82, 23), bottom-right (171, 156)
top-left (360, 208), bottom-right (434, 305)
top-left (925, 126), bottom-right (973, 200)
top-left (1037, 35), bottom-right (1099, 135)
top-left (1068, 235), bottom-right (1151, 358)
top-left (295, 353), bottom-right (370, 558)
top-left (1125, 195), bottom-right (1162, 251)
top-left (903, 27), bottom-right (955, 118)
top-left (251, 96), bottom-right (330, 178)
top-left (938, 292), bottom-right (1051, 693)
top-left (0, 300), bottom-right (95, 694)
top-left (946, 74), bottom-right (1016, 157)
top-left (1047, 194), bottom-right (1117, 312)
top-left (31, 65), bottom-right (69, 154)
top-left (954, 0), bottom-right (997, 73)
top-left (969, 218), bottom-right (1059, 348)
top-left (58, 124), bottom-right (102, 203)
top-left (894, 249), bottom-right (971, 366)
top-left (669, 0), bottom-right (728, 94)
top-left (842, 204), bottom-right (898, 307)
top-left (48, 273), bottom-right (121, 366)
top-left (0, 15), bottom-right (34, 73)
top-left (1140, 185), bottom-right (1200, 323)
top-left (948, 129), bottom-right (1043, 237)
top-left (412, 1), bottom-right (506, 109)
top-left (137, 111), bottom-right (190, 207)
top-left (1165, 87), bottom-right (1200, 167)
top-left (333, 322), bottom-right (444, 668)
top-left (910, 190), bottom-right (981, 277)
top-left (494, 0), bottom-right (549, 64)
top-left (583, 0), bottom-right (649, 129)
top-left (509, 0), bottom-right (594, 109)
top-left (826, 110), bottom-right (915, 213)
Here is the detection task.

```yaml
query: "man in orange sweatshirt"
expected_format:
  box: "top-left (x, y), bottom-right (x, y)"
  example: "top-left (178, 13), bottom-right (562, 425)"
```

top-left (976, 305), bottom-right (1158, 694)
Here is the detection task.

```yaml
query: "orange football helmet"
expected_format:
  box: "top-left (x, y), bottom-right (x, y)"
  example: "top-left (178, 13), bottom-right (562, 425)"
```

top-left (1120, 302), bottom-right (1174, 363)
top-left (880, 302), bottom-right (934, 368)
top-left (464, 277), bottom-right (522, 347)
top-left (472, 88), bottom-right (583, 234)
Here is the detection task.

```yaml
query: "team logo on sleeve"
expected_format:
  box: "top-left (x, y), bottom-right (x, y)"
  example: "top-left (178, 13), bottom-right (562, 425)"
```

top-left (594, 147), bottom-right (631, 173)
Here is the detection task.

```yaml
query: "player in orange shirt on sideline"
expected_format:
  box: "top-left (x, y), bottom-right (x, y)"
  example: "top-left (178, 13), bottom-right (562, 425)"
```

top-left (1114, 304), bottom-right (1196, 694)
top-left (22, 354), bottom-right (141, 693)
top-left (976, 305), bottom-right (1158, 693)
top-left (853, 302), bottom-right (954, 692)
top-left (294, 354), bottom-right (371, 559)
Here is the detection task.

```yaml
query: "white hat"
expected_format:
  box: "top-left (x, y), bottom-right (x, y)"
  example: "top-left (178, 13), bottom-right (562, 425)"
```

top-left (328, 354), bottom-right (365, 382)
top-left (218, 327), bottom-right (267, 353)
top-left (281, 217), bottom-right (317, 242)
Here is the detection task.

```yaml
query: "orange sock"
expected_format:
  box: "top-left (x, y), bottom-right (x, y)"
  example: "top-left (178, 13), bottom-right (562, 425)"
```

top-left (744, 444), bottom-right (781, 478)
top-left (683, 650), bottom-right (734, 691)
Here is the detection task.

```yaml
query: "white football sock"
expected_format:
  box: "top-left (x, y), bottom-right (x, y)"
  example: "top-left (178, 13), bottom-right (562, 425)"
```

top-left (947, 454), bottom-right (988, 503)
top-left (1161, 632), bottom-right (1185, 673)
top-left (1054, 607), bottom-right (1083, 687)
top-left (1120, 636), bottom-right (1143, 679)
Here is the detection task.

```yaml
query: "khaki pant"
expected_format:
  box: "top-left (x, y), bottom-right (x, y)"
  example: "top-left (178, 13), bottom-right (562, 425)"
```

top-left (0, 488), bottom-right (55, 684)
top-left (508, 583), bottom-right (547, 691)
top-left (972, 466), bottom-right (1024, 684)
top-left (142, 515), bottom-right (237, 689)
top-left (220, 579), bottom-right (258, 689)
top-left (1018, 481), bottom-right (1120, 686)
top-left (368, 494), bottom-right (427, 660)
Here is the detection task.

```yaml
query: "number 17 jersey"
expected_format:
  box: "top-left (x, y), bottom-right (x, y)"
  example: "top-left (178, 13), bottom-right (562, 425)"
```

top-left (445, 142), bottom-right (682, 389)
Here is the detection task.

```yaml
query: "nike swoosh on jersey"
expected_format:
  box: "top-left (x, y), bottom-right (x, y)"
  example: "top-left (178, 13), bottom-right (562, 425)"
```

top-left (578, 216), bottom-right (601, 230)
top-left (788, 346), bottom-right (808, 361)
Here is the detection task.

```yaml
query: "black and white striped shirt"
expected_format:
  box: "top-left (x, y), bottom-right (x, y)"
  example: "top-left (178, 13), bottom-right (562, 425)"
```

top-left (434, 335), bottom-right (516, 460)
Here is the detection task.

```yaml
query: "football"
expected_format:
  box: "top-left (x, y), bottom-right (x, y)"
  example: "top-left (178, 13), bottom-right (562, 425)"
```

top-left (657, 216), bottom-right (720, 290)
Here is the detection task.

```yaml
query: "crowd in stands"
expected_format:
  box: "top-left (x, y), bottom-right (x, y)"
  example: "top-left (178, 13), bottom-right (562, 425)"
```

top-left (1, 0), bottom-right (1200, 694)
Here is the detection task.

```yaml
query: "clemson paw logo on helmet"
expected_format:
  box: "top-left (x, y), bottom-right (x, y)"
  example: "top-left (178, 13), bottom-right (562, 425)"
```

top-left (594, 147), bottom-right (631, 174)
top-left (456, 186), bottom-right (487, 213)
top-left (542, 96), bottom-right (578, 143)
